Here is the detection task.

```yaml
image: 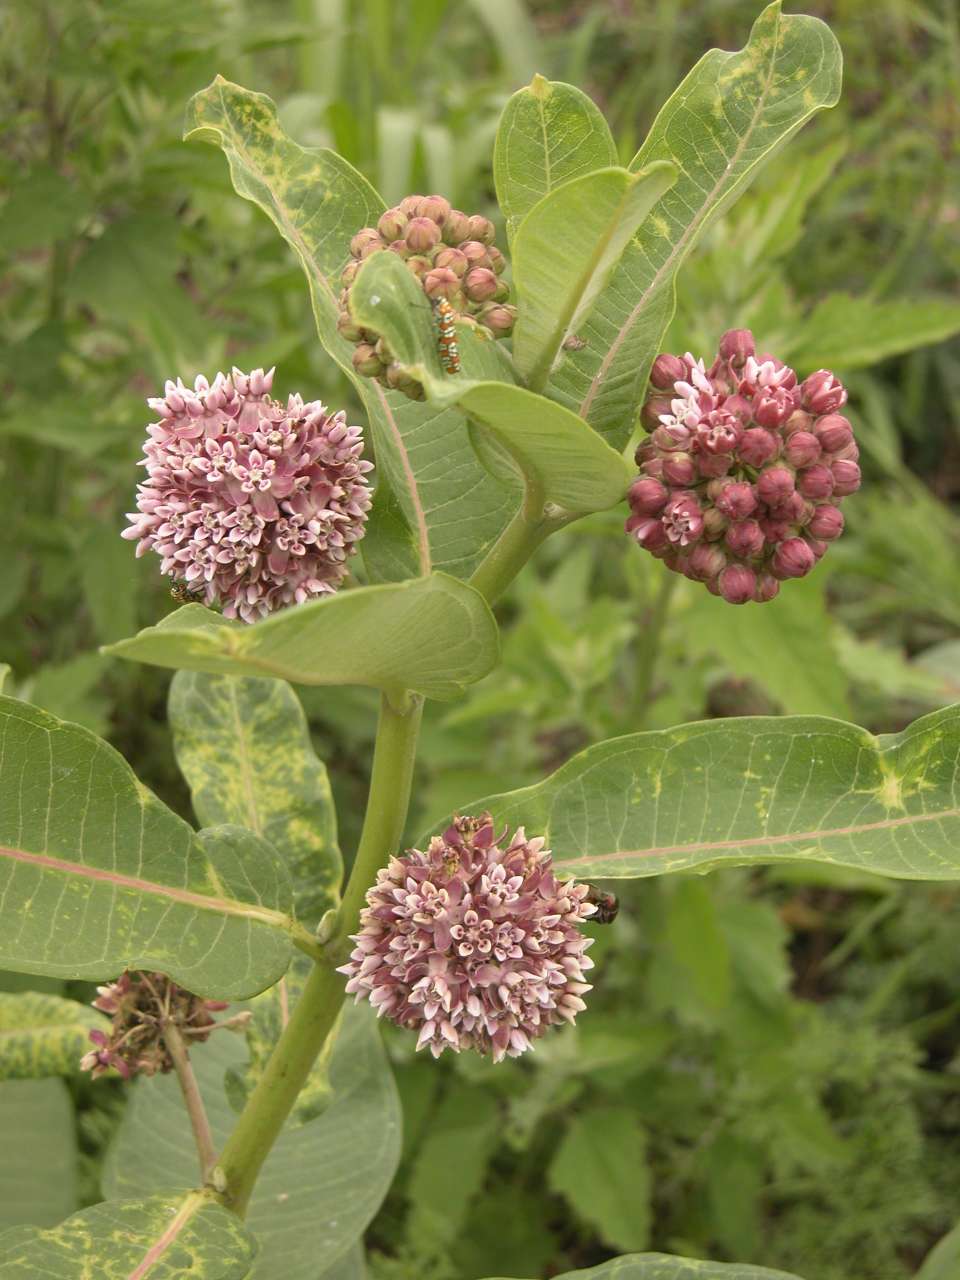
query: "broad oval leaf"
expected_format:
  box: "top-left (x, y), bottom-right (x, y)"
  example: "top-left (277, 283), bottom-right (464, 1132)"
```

top-left (511, 163), bottom-right (677, 390)
top-left (484, 1256), bottom-right (804, 1280)
top-left (185, 76), bottom-right (516, 584)
top-left (0, 993), bottom-right (108, 1080)
top-left (0, 698), bottom-right (296, 999)
top-left (546, 1), bottom-right (843, 448)
top-left (0, 1190), bottom-right (256, 1279)
top-left (169, 673), bottom-right (342, 923)
top-left (105, 574), bottom-right (499, 702)
top-left (106, 1003), bottom-right (400, 1280)
top-left (493, 75), bottom-right (619, 242)
top-left (453, 705), bottom-right (960, 881)
top-left (350, 253), bottom-right (633, 515)
top-left (0, 1080), bottom-right (76, 1229)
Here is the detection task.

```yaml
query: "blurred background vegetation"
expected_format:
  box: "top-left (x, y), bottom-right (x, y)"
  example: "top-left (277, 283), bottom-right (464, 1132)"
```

top-left (2, 1), bottom-right (960, 1277)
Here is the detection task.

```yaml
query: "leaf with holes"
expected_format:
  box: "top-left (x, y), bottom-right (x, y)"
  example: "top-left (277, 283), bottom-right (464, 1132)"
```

top-left (493, 75), bottom-right (619, 242)
top-left (0, 1191), bottom-right (257, 1278)
top-left (105, 575), bottom-right (499, 702)
top-left (169, 673), bottom-right (341, 923)
top-left (545, 1), bottom-right (842, 448)
top-left (482, 1257), bottom-right (805, 1280)
top-left (0, 993), bottom-right (109, 1080)
top-left (350, 253), bottom-right (633, 515)
top-left (106, 1004), bottom-right (400, 1280)
top-left (451, 705), bottom-right (960, 882)
top-left (185, 76), bottom-right (516, 582)
top-left (0, 698), bottom-right (298, 999)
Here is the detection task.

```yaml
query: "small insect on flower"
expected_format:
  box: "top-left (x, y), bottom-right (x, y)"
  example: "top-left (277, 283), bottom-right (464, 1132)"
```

top-left (585, 885), bottom-right (620, 925)
top-left (170, 580), bottom-right (202, 604)
top-left (432, 296), bottom-right (461, 374)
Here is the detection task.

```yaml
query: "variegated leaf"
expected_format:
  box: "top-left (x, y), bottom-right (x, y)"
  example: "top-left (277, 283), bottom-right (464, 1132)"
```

top-left (0, 992), bottom-right (108, 1080)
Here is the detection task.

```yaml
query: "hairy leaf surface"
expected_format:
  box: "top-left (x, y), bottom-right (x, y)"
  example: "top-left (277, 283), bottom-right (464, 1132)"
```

top-left (457, 706), bottom-right (960, 881)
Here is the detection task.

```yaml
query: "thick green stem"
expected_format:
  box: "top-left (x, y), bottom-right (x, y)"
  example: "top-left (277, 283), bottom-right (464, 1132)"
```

top-left (468, 498), bottom-right (551, 605)
top-left (630, 569), bottom-right (677, 724)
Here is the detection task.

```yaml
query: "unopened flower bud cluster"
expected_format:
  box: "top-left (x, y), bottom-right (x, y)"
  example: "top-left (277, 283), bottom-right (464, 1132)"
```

top-left (339, 194), bottom-right (516, 399)
top-left (627, 330), bottom-right (860, 603)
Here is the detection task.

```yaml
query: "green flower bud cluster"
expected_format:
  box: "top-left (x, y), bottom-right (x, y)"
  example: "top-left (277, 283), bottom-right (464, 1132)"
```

top-left (338, 194), bottom-right (517, 400)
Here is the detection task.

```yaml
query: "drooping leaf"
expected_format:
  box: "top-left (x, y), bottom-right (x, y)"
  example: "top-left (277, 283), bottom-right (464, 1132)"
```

top-left (481, 1255), bottom-right (805, 1280)
top-left (0, 992), bottom-right (108, 1080)
top-left (493, 76), bottom-right (619, 242)
top-left (511, 163), bottom-right (677, 390)
top-left (105, 575), bottom-right (499, 702)
top-left (169, 673), bottom-right (341, 922)
top-left (105, 1004), bottom-right (400, 1280)
top-left (184, 76), bottom-right (517, 582)
top-left (548, 1106), bottom-right (651, 1252)
top-left (545, 2), bottom-right (843, 448)
top-left (349, 253), bottom-right (633, 514)
top-left (782, 293), bottom-right (960, 372)
top-left (0, 698), bottom-right (297, 1000)
top-left (0, 1190), bottom-right (257, 1278)
top-left (454, 704), bottom-right (960, 881)
top-left (0, 1080), bottom-right (76, 1229)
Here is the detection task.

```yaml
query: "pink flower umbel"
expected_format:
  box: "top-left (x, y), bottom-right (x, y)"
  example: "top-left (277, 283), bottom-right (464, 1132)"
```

top-left (122, 369), bottom-right (373, 622)
top-left (627, 331), bottom-right (860, 603)
top-left (338, 814), bottom-right (597, 1062)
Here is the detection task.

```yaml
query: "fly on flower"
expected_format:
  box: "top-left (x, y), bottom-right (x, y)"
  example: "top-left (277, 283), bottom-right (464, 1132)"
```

top-left (585, 886), bottom-right (620, 925)
top-left (170, 580), bottom-right (202, 604)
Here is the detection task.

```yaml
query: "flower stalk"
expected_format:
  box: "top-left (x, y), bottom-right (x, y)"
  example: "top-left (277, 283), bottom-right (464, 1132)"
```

top-left (163, 1021), bottom-right (218, 1182)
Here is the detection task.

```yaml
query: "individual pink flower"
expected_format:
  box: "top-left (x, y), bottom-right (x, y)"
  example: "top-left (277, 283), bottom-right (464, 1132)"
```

top-left (628, 331), bottom-right (860, 603)
top-left (122, 369), bottom-right (373, 622)
top-left (338, 814), bottom-right (597, 1062)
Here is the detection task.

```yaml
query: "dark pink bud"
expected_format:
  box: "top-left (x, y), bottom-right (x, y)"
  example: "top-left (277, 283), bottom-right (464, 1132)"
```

top-left (782, 408), bottom-right (814, 437)
top-left (433, 247), bottom-right (469, 277)
top-left (753, 387), bottom-right (795, 429)
top-left (662, 452), bottom-right (698, 486)
top-left (463, 267), bottom-right (498, 303)
top-left (662, 494), bottom-right (704, 547)
top-left (718, 329), bottom-right (755, 368)
top-left (832, 440), bottom-right (859, 462)
top-left (830, 459), bottom-right (862, 497)
top-left (784, 431), bottom-right (821, 468)
top-left (759, 515), bottom-right (792, 544)
top-left (423, 267), bottom-right (460, 300)
top-left (377, 208), bottom-right (408, 241)
top-left (477, 303), bottom-right (516, 336)
top-left (725, 519), bottom-right (765, 559)
top-left (813, 413), bottom-right (853, 453)
top-left (806, 536), bottom-right (829, 560)
top-left (753, 572), bottom-right (780, 603)
top-left (415, 194), bottom-right (451, 225)
top-left (718, 563), bottom-right (757, 604)
top-left (652, 423), bottom-right (691, 452)
top-left (697, 414), bottom-right (741, 455)
top-left (405, 217), bottom-right (442, 253)
top-left (688, 542), bottom-right (727, 581)
top-left (738, 427), bottom-right (780, 468)
top-left (702, 507), bottom-right (730, 540)
top-left (626, 515), bottom-right (668, 551)
top-left (698, 452), bottom-right (734, 479)
top-left (466, 214), bottom-right (496, 244)
top-left (650, 353), bottom-right (687, 390)
top-left (350, 227), bottom-right (382, 258)
top-left (756, 466), bottom-right (795, 505)
top-left (487, 246), bottom-right (507, 275)
top-left (797, 464), bottom-right (834, 500)
top-left (770, 491), bottom-right (807, 523)
top-left (714, 481), bottom-right (757, 520)
top-left (772, 537), bottom-right (816, 580)
top-left (801, 369), bottom-right (846, 414)
top-left (460, 240), bottom-right (489, 265)
top-left (628, 477), bottom-right (669, 515)
top-left (399, 194), bottom-right (424, 216)
top-left (641, 397), bottom-right (674, 430)
top-left (441, 209), bottom-right (472, 245)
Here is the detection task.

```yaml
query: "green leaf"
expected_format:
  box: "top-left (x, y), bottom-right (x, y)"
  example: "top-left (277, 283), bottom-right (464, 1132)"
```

top-left (77, 524), bottom-right (139, 646)
top-left (105, 575), bottom-right (499, 702)
top-left (916, 1222), bottom-right (960, 1280)
top-left (0, 993), bottom-right (108, 1080)
top-left (0, 166), bottom-right (91, 252)
top-left (0, 1190), bottom-right (257, 1278)
top-left (545, 2), bottom-right (843, 448)
top-left (663, 880), bottom-right (732, 1013)
top-left (185, 76), bottom-right (516, 582)
top-left (684, 574), bottom-right (852, 719)
top-left (106, 1004), bottom-right (400, 1280)
top-left (511, 163), bottom-right (677, 390)
top-left (349, 253), bottom-right (633, 515)
top-left (169, 673), bottom-right (341, 922)
top-left (493, 76), bottom-right (619, 242)
top-left (0, 697), bottom-right (298, 1000)
top-left (0, 666), bottom-right (10, 694)
top-left (548, 1106), bottom-right (651, 1253)
top-left (485, 1255), bottom-right (804, 1279)
top-left (0, 1080), bottom-right (76, 1229)
top-left (782, 293), bottom-right (960, 372)
top-left (456, 704), bottom-right (960, 882)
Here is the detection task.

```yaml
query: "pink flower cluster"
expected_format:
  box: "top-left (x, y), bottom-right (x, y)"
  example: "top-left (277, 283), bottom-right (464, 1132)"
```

top-left (627, 330), bottom-right (861, 603)
top-left (122, 368), bottom-right (373, 622)
top-left (338, 814), bottom-right (597, 1062)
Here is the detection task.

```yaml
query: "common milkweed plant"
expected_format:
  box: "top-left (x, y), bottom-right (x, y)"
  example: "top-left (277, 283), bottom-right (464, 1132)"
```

top-left (2, 5), bottom-right (958, 1278)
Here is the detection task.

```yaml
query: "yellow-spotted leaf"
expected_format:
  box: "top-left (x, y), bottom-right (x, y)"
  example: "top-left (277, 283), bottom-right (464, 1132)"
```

top-left (546, 2), bottom-right (842, 448)
top-left (0, 698), bottom-right (299, 999)
top-left (452, 706), bottom-right (960, 882)
top-left (0, 993), bottom-right (109, 1080)
top-left (105, 574), bottom-right (499, 702)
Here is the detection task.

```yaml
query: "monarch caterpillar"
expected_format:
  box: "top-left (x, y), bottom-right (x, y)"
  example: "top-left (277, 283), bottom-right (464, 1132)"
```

top-left (431, 296), bottom-right (461, 375)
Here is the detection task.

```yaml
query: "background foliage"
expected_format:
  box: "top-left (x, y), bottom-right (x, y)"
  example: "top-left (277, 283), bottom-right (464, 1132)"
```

top-left (1, 1), bottom-right (959, 1277)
